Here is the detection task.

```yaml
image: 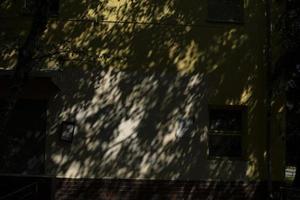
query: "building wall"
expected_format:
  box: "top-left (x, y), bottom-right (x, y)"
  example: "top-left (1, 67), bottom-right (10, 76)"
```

top-left (0, 0), bottom-right (285, 182)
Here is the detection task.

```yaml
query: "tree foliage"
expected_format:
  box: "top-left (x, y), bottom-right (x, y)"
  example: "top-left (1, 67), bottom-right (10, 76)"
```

top-left (0, 0), bottom-right (49, 132)
top-left (276, 0), bottom-right (300, 187)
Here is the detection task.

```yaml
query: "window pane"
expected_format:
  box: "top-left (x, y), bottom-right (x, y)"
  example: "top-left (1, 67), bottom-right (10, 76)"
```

top-left (208, 135), bottom-right (242, 157)
top-left (207, 0), bottom-right (244, 23)
top-left (49, 0), bottom-right (59, 16)
top-left (209, 108), bottom-right (242, 132)
top-left (208, 106), bottom-right (245, 158)
top-left (24, 0), bottom-right (34, 9)
top-left (22, 0), bottom-right (35, 15)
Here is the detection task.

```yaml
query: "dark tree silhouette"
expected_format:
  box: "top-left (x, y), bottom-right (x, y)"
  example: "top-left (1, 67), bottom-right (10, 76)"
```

top-left (277, 0), bottom-right (300, 187)
top-left (0, 0), bottom-right (49, 133)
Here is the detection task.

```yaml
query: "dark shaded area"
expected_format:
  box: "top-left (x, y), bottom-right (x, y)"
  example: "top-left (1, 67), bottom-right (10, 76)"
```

top-left (0, 76), bottom-right (59, 174)
top-left (0, 76), bottom-right (59, 99)
top-left (281, 50), bottom-right (300, 187)
top-left (0, 98), bottom-right (47, 174)
top-left (0, 175), bottom-right (52, 200)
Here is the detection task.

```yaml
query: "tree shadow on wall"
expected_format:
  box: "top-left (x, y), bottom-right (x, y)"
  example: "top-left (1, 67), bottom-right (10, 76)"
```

top-left (0, 0), bottom-right (279, 199)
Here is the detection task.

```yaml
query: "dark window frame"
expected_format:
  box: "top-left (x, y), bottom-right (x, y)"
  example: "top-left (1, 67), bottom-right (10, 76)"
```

top-left (207, 0), bottom-right (245, 24)
top-left (207, 105), bottom-right (247, 160)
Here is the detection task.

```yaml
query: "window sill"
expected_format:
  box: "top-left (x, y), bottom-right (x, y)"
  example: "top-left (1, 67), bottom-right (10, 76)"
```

top-left (206, 19), bottom-right (244, 25)
top-left (207, 155), bottom-right (247, 161)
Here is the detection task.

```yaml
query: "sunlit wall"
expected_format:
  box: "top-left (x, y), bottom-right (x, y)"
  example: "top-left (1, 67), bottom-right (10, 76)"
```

top-left (0, 0), bottom-right (285, 181)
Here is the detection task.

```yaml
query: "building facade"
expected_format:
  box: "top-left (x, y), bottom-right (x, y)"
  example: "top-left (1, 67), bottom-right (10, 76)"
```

top-left (0, 0), bottom-right (286, 199)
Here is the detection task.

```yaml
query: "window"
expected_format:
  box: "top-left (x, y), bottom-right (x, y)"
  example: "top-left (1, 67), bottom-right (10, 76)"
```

top-left (48, 0), bottom-right (59, 16)
top-left (22, 0), bottom-right (59, 16)
top-left (208, 106), bottom-right (246, 158)
top-left (22, 0), bottom-right (35, 15)
top-left (207, 0), bottom-right (244, 23)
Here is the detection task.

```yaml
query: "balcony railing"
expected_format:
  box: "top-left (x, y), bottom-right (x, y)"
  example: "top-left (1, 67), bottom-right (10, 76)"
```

top-left (0, 182), bottom-right (38, 200)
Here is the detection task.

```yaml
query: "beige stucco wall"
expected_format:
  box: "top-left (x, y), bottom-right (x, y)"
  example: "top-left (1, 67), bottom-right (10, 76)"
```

top-left (0, 0), bottom-right (285, 181)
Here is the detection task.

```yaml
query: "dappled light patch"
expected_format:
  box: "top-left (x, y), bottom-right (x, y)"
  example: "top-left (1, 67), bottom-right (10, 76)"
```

top-left (25, 0), bottom-right (272, 181)
top-left (0, 0), bottom-right (286, 196)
